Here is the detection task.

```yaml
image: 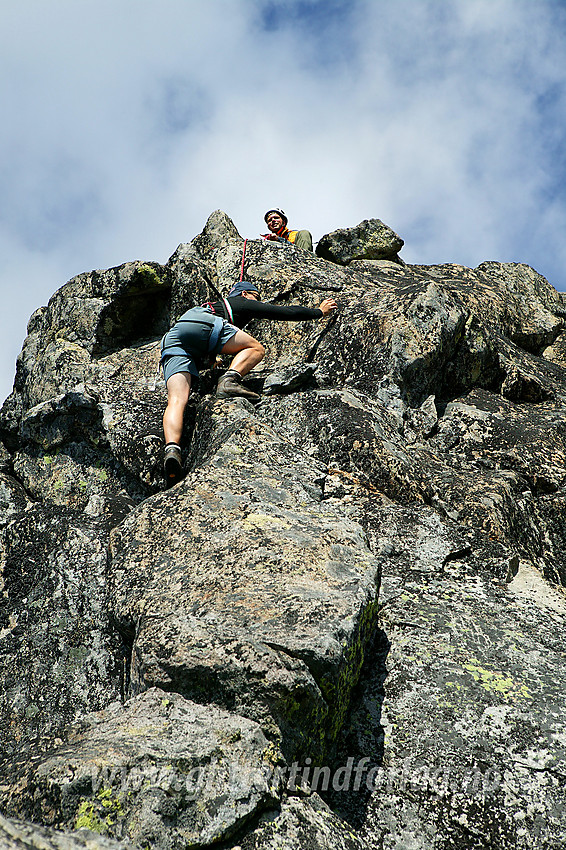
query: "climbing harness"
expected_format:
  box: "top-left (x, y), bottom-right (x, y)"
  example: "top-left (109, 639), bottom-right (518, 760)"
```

top-left (160, 245), bottom-right (252, 374)
top-left (160, 308), bottom-right (225, 366)
top-left (200, 269), bottom-right (234, 322)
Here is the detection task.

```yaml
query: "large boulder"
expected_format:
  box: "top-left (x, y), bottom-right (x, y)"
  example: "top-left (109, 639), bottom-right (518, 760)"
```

top-left (316, 218), bottom-right (404, 265)
top-left (345, 538), bottom-right (566, 850)
top-left (0, 504), bottom-right (120, 764)
top-left (2, 689), bottom-right (284, 849)
top-left (0, 813), bottom-right (129, 850)
top-left (108, 398), bottom-right (380, 764)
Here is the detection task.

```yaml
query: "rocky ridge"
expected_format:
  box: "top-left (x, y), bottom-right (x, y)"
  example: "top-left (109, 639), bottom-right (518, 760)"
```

top-left (0, 212), bottom-right (565, 849)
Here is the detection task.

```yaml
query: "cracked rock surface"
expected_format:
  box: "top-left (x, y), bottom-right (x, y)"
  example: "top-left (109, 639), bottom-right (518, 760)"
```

top-left (0, 210), bottom-right (565, 849)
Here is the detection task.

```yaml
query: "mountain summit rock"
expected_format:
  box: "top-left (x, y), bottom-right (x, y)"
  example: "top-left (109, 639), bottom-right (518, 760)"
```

top-left (1, 211), bottom-right (565, 849)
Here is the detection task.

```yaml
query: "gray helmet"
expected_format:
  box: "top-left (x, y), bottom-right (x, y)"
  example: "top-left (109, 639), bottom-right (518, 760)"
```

top-left (264, 208), bottom-right (288, 225)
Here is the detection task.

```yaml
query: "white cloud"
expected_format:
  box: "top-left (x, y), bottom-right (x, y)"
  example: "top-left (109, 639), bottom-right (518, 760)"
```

top-left (1, 0), bottom-right (566, 403)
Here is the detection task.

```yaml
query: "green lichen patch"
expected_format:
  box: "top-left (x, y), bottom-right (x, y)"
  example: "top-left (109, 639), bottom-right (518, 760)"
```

top-left (73, 791), bottom-right (124, 834)
top-left (463, 662), bottom-right (532, 702)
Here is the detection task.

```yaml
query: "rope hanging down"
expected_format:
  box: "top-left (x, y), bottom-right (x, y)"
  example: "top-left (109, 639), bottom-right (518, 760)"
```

top-left (239, 239), bottom-right (248, 281)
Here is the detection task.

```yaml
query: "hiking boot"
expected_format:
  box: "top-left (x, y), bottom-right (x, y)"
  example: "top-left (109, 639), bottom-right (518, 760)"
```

top-left (216, 370), bottom-right (261, 401)
top-left (163, 443), bottom-right (183, 487)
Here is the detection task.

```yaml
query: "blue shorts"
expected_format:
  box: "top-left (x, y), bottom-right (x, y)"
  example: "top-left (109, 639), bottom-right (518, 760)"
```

top-left (162, 353), bottom-right (199, 383)
top-left (161, 319), bottom-right (239, 384)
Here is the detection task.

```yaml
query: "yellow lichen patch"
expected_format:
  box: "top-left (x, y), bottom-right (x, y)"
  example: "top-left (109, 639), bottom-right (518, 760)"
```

top-left (73, 791), bottom-right (123, 834)
top-left (463, 662), bottom-right (532, 702)
top-left (124, 724), bottom-right (162, 736)
top-left (243, 513), bottom-right (291, 530)
top-left (262, 741), bottom-right (283, 766)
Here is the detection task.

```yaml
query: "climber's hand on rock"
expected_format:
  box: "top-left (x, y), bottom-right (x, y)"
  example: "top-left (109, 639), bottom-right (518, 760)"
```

top-left (319, 298), bottom-right (338, 317)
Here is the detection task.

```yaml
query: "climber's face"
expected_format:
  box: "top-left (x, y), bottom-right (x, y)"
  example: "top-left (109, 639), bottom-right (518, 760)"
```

top-left (266, 213), bottom-right (284, 233)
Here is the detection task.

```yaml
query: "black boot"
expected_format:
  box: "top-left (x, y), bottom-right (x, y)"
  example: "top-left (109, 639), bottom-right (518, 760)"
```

top-left (163, 443), bottom-right (183, 487)
top-left (216, 370), bottom-right (260, 401)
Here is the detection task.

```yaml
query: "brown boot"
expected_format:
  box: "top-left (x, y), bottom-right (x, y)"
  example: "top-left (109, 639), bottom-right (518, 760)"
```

top-left (163, 443), bottom-right (183, 487)
top-left (216, 370), bottom-right (260, 401)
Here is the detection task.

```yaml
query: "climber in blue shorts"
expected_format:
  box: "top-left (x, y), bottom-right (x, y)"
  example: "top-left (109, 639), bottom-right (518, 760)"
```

top-left (160, 280), bottom-right (337, 486)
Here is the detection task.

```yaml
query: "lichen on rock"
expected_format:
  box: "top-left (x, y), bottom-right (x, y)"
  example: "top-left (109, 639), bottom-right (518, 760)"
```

top-left (1, 210), bottom-right (566, 849)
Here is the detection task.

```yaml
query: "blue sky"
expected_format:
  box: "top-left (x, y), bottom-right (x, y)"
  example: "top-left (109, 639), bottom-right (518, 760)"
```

top-left (1, 0), bottom-right (566, 403)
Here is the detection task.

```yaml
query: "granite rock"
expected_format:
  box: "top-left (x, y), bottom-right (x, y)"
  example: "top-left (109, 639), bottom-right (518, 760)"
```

top-left (316, 219), bottom-right (405, 265)
top-left (1, 211), bottom-right (566, 849)
top-left (2, 689), bottom-right (284, 849)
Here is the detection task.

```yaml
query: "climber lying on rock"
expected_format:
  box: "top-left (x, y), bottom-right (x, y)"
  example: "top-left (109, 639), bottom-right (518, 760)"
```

top-left (160, 280), bottom-right (337, 486)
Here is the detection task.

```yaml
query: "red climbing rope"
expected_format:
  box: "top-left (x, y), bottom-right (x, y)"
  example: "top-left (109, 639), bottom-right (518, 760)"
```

top-left (239, 238), bottom-right (248, 281)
